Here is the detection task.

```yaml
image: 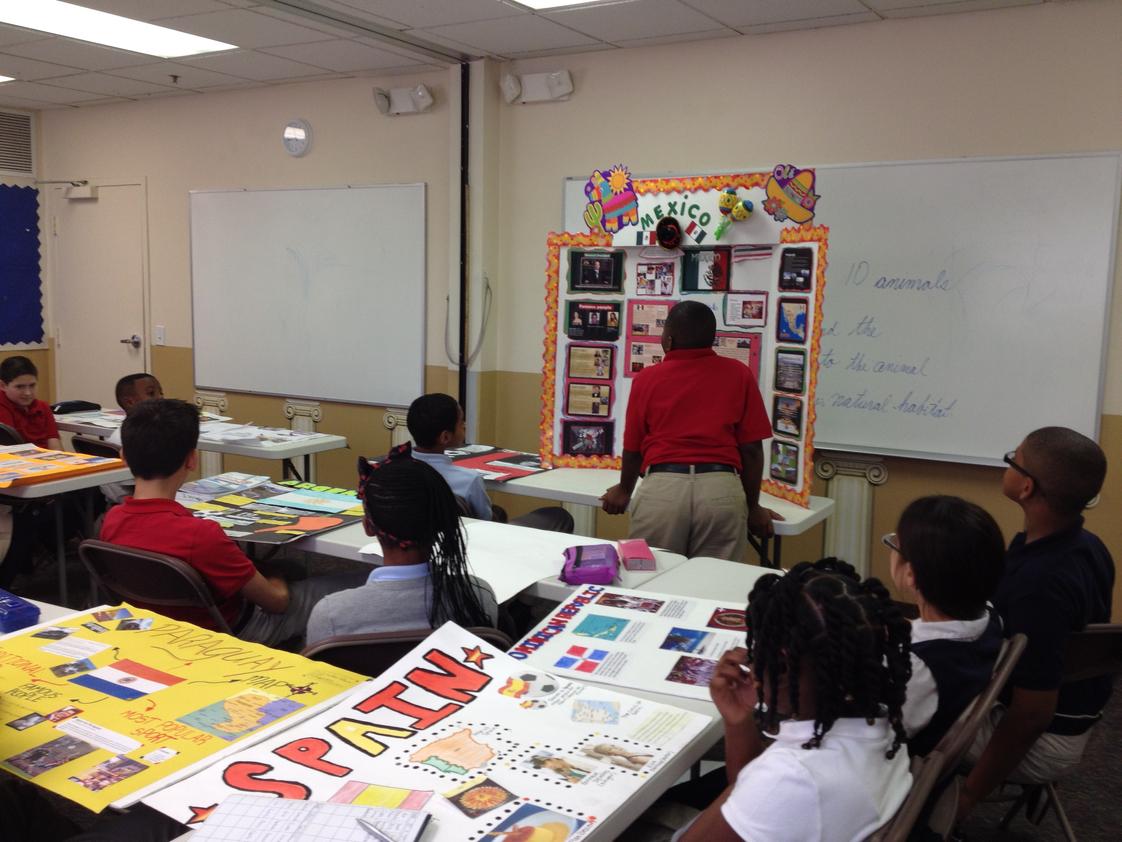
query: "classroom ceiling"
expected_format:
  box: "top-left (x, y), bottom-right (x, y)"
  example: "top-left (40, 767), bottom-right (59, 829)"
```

top-left (0, 0), bottom-right (1048, 110)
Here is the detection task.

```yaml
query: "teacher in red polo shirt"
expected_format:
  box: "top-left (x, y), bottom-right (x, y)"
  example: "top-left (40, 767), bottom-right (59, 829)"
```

top-left (601, 301), bottom-right (779, 561)
top-left (0, 356), bottom-right (60, 449)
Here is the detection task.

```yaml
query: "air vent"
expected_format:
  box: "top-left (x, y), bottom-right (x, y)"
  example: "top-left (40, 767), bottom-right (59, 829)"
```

top-left (0, 110), bottom-right (34, 176)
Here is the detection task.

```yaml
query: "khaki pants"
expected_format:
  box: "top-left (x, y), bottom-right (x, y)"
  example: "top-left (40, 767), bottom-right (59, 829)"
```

top-left (967, 703), bottom-right (1092, 783)
top-left (629, 470), bottom-right (748, 561)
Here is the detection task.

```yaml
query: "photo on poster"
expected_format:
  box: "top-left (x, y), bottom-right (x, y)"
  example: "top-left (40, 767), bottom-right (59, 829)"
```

top-left (561, 420), bottom-right (614, 457)
top-left (659, 627), bottom-right (716, 654)
top-left (554, 645), bottom-right (610, 674)
top-left (627, 341), bottom-right (664, 376)
top-left (443, 776), bottom-right (517, 819)
top-left (713, 332), bottom-right (761, 378)
top-left (4, 735), bottom-right (96, 777)
top-left (580, 741), bottom-right (653, 771)
top-left (778, 246), bottom-right (814, 291)
top-left (521, 750), bottom-right (596, 784)
top-left (665, 656), bottom-right (718, 687)
top-left (707, 608), bottom-right (748, 632)
top-left (564, 382), bottom-right (612, 418)
top-left (482, 803), bottom-right (586, 839)
top-left (50, 658), bottom-right (95, 678)
top-left (682, 247), bottom-right (731, 291)
top-left (724, 292), bottom-right (768, 329)
top-left (635, 261), bottom-right (675, 296)
top-left (595, 592), bottom-right (664, 613)
top-left (565, 301), bottom-right (622, 342)
top-left (568, 249), bottom-right (624, 293)
top-left (773, 395), bottom-right (804, 438)
top-left (776, 297), bottom-right (808, 344)
top-left (771, 440), bottom-right (800, 485)
top-left (572, 614), bottom-right (630, 641)
top-left (628, 299), bottom-right (675, 340)
top-left (6, 713), bottom-right (45, 731)
top-left (774, 348), bottom-right (807, 394)
top-left (68, 755), bottom-right (148, 792)
top-left (565, 344), bottom-right (614, 381)
top-left (571, 699), bottom-right (621, 725)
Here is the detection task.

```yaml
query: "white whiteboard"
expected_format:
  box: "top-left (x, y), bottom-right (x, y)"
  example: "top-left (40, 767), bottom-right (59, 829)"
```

top-left (812, 155), bottom-right (1120, 464)
top-left (191, 184), bottom-right (425, 407)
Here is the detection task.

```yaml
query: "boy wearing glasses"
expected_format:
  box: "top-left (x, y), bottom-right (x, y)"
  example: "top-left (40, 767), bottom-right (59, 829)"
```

top-left (958, 427), bottom-right (1114, 821)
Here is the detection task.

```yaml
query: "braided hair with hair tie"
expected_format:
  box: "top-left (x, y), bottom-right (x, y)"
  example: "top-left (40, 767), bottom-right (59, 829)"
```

top-left (356, 443), bottom-right (492, 628)
top-left (745, 558), bottom-right (912, 758)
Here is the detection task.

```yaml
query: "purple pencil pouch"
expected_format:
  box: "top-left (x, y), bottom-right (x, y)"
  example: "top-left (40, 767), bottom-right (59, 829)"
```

top-left (561, 544), bottom-right (620, 586)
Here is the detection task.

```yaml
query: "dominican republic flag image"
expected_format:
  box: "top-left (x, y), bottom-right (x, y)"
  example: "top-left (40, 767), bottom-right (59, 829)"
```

top-left (554, 645), bottom-right (610, 674)
top-left (69, 659), bottom-right (185, 700)
top-left (684, 220), bottom-right (707, 244)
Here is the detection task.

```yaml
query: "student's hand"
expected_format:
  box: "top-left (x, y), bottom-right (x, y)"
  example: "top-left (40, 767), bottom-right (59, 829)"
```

top-left (600, 484), bottom-right (631, 514)
top-left (709, 647), bottom-right (758, 726)
top-left (748, 505), bottom-right (783, 539)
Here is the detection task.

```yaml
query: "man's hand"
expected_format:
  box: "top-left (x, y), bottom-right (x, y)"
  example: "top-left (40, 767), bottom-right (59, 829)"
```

top-left (600, 484), bottom-right (631, 514)
top-left (748, 505), bottom-right (783, 539)
top-left (709, 647), bottom-right (758, 726)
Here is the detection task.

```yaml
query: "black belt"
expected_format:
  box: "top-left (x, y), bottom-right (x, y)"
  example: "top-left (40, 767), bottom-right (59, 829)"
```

top-left (647, 463), bottom-right (737, 475)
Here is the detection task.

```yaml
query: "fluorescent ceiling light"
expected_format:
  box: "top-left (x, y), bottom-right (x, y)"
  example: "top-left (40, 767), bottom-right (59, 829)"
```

top-left (518, 0), bottom-right (620, 9)
top-left (0, 0), bottom-right (237, 59)
top-left (0, 75), bottom-right (12, 83)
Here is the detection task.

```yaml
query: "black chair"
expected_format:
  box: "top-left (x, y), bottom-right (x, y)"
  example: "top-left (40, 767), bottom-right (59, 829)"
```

top-left (302, 626), bottom-right (514, 676)
top-left (70, 435), bottom-right (122, 459)
top-left (0, 423), bottom-right (24, 446)
top-left (77, 539), bottom-right (234, 633)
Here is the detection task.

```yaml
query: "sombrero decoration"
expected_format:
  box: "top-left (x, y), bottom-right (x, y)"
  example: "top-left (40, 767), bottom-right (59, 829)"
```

top-left (763, 164), bottom-right (820, 224)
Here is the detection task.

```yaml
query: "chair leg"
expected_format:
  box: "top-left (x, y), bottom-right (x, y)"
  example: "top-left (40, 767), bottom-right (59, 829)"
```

top-left (998, 786), bottom-right (1032, 830)
top-left (1046, 783), bottom-right (1077, 842)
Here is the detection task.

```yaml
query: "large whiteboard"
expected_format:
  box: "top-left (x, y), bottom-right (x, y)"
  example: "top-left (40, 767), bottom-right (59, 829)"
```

top-left (812, 155), bottom-right (1120, 464)
top-left (191, 184), bottom-right (425, 407)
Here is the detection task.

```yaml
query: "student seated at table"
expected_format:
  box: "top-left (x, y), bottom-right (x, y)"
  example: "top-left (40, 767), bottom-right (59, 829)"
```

top-left (305, 443), bottom-right (498, 644)
top-left (100, 399), bottom-right (364, 647)
top-left (958, 427), bottom-right (1114, 822)
top-left (407, 392), bottom-right (573, 533)
top-left (886, 496), bottom-right (1005, 756)
top-left (105, 372), bottom-right (165, 446)
top-left (673, 559), bottom-right (913, 842)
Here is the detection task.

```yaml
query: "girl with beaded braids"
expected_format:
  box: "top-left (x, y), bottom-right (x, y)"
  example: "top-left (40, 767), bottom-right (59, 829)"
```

top-left (675, 559), bottom-right (913, 842)
top-left (305, 443), bottom-right (497, 645)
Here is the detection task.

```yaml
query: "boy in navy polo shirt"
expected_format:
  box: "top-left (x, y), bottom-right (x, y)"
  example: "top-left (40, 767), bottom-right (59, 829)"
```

top-left (601, 301), bottom-right (778, 560)
top-left (959, 427), bottom-right (1114, 819)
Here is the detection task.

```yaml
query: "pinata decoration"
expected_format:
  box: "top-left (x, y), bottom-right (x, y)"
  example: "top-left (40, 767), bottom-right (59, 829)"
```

top-left (583, 164), bottom-right (639, 234)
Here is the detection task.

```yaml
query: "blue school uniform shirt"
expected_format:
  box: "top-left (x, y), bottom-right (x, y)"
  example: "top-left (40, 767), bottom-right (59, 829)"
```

top-left (410, 450), bottom-right (493, 520)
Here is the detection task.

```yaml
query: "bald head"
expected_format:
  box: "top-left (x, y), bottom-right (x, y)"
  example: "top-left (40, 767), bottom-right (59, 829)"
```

top-left (664, 301), bottom-right (716, 350)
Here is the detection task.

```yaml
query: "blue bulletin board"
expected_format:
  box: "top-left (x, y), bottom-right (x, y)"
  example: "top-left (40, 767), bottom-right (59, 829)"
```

top-left (0, 185), bottom-right (43, 346)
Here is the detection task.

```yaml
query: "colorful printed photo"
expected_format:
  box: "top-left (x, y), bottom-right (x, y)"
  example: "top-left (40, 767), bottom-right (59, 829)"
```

top-left (773, 395), bottom-right (804, 438)
top-left (482, 803), bottom-right (586, 840)
top-left (776, 297), bottom-right (808, 344)
top-left (778, 247), bottom-right (814, 291)
top-left (666, 656), bottom-right (718, 687)
top-left (707, 608), bottom-right (748, 632)
top-left (6, 713), bottom-right (46, 731)
top-left (595, 592), bottom-right (664, 613)
top-left (4, 735), bottom-right (95, 777)
top-left (443, 776), bottom-right (517, 819)
top-left (771, 440), bottom-right (800, 485)
top-left (68, 755), bottom-right (148, 792)
top-left (774, 348), bottom-right (807, 394)
top-left (50, 658), bottom-right (96, 678)
top-left (566, 344), bottom-right (614, 381)
top-left (571, 699), bottom-right (621, 725)
top-left (659, 627), bottom-right (715, 654)
top-left (561, 420), bottom-right (613, 457)
top-left (572, 614), bottom-right (630, 641)
top-left (635, 261), bottom-right (675, 296)
top-left (520, 751), bottom-right (595, 784)
top-left (569, 250), bottom-right (623, 293)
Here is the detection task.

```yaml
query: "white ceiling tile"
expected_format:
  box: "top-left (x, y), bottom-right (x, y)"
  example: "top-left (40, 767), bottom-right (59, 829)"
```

top-left (180, 49), bottom-right (335, 80)
top-left (0, 24), bottom-right (51, 48)
top-left (864, 0), bottom-right (1036, 8)
top-left (70, 0), bottom-right (232, 20)
top-left (546, 0), bottom-right (725, 42)
top-left (294, 1), bottom-right (409, 30)
top-left (612, 27), bottom-right (740, 48)
top-left (40, 71), bottom-right (179, 97)
top-left (72, 97), bottom-right (131, 107)
top-left (326, 0), bottom-right (524, 29)
top-left (106, 61), bottom-right (250, 88)
top-left (252, 7), bottom-right (379, 39)
top-left (421, 14), bottom-right (600, 57)
top-left (403, 28), bottom-right (493, 57)
top-left (0, 53), bottom-right (84, 81)
top-left (681, 0), bottom-right (872, 27)
top-left (744, 10), bottom-right (880, 32)
top-left (872, 0), bottom-right (1039, 14)
top-left (0, 91), bottom-right (56, 109)
top-left (0, 80), bottom-right (109, 103)
top-left (158, 9), bottom-right (336, 49)
top-left (506, 42), bottom-right (617, 59)
top-left (261, 39), bottom-right (428, 72)
top-left (1, 39), bottom-right (154, 71)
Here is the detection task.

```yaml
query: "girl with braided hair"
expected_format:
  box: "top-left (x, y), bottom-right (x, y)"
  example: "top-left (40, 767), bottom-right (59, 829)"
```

top-left (305, 443), bottom-right (497, 645)
top-left (675, 558), bottom-right (913, 842)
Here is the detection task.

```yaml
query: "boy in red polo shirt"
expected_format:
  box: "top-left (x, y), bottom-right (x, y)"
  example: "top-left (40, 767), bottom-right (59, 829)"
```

top-left (100, 399), bottom-right (364, 645)
top-left (601, 301), bottom-right (778, 561)
top-left (0, 356), bottom-right (60, 449)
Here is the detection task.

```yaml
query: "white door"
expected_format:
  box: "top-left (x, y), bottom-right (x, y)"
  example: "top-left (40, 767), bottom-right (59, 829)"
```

top-left (48, 180), bottom-right (148, 408)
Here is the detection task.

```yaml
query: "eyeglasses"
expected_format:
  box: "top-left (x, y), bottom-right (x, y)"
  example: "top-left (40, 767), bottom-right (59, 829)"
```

top-left (881, 532), bottom-right (901, 554)
top-left (1003, 450), bottom-right (1045, 496)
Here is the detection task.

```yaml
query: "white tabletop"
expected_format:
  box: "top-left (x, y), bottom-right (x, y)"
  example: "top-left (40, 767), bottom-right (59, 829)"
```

top-left (27, 598), bottom-right (78, 624)
top-left (639, 556), bottom-right (779, 601)
top-left (494, 468), bottom-right (834, 537)
top-left (0, 466), bottom-right (133, 498)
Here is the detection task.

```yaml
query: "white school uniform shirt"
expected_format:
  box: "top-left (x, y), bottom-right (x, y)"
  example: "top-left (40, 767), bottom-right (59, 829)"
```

top-left (721, 718), bottom-right (911, 842)
top-left (902, 612), bottom-right (991, 738)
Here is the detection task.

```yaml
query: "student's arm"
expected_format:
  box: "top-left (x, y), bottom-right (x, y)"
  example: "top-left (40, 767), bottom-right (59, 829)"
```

top-left (238, 572), bottom-right (290, 614)
top-left (45, 437), bottom-right (62, 451)
top-left (677, 787), bottom-right (743, 842)
top-left (738, 441), bottom-right (782, 539)
top-left (958, 686), bottom-right (1057, 820)
top-left (710, 648), bottom-right (766, 779)
top-left (465, 476), bottom-right (493, 520)
top-left (601, 449), bottom-right (642, 514)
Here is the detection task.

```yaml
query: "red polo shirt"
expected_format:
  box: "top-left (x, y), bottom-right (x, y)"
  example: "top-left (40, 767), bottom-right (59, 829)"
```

top-left (100, 497), bottom-right (256, 630)
top-left (0, 392), bottom-right (59, 447)
top-left (623, 347), bottom-right (772, 472)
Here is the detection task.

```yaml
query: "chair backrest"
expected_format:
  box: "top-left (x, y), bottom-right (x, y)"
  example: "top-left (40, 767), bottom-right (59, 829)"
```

top-left (0, 422), bottom-right (24, 446)
top-left (868, 751), bottom-right (947, 842)
top-left (1061, 623), bottom-right (1122, 683)
top-left (71, 434), bottom-right (122, 459)
top-left (454, 495), bottom-right (473, 517)
top-left (931, 634), bottom-right (1028, 777)
top-left (302, 626), bottom-right (514, 677)
top-left (77, 539), bottom-right (232, 634)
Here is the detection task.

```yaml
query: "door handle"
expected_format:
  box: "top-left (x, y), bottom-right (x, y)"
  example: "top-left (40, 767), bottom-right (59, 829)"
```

top-left (119, 334), bottom-right (142, 349)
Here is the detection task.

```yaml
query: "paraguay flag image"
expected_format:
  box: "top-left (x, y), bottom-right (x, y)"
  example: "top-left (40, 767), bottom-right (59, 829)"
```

top-left (69, 659), bottom-right (185, 701)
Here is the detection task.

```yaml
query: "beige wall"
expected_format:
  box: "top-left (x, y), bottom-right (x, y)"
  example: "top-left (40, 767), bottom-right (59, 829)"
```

top-left (28, 0), bottom-right (1122, 611)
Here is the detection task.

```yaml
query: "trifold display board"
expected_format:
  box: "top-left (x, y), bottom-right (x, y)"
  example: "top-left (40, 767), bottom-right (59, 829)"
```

top-left (553, 167), bottom-right (827, 506)
top-left (191, 185), bottom-right (426, 408)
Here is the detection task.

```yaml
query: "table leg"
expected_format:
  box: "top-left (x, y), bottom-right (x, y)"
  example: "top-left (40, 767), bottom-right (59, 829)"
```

top-left (566, 502), bottom-right (596, 536)
top-left (283, 458), bottom-right (307, 483)
top-left (55, 506), bottom-right (68, 607)
top-left (747, 533), bottom-right (777, 569)
top-left (773, 536), bottom-right (783, 569)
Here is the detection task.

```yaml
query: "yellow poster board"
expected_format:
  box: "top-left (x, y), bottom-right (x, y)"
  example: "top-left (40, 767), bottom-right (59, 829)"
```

top-left (0, 444), bottom-right (124, 488)
top-left (0, 604), bottom-right (365, 811)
